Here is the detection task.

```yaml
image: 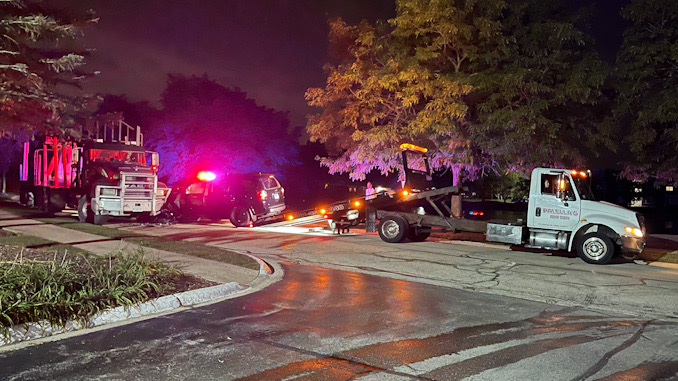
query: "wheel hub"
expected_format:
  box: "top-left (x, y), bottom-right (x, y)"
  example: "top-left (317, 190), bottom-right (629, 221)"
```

top-left (583, 237), bottom-right (607, 259)
top-left (382, 220), bottom-right (400, 239)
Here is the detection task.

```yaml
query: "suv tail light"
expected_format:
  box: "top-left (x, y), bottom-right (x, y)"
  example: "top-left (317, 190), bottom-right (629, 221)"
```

top-left (258, 190), bottom-right (268, 200)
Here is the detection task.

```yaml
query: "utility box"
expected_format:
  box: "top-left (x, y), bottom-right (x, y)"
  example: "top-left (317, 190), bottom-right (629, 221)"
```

top-left (486, 223), bottom-right (523, 245)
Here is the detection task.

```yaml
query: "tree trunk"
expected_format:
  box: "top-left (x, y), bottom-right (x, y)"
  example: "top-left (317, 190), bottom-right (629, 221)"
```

top-left (451, 165), bottom-right (462, 218)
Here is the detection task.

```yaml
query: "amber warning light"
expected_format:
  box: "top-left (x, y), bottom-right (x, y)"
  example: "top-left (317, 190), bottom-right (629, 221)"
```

top-left (399, 143), bottom-right (428, 153)
top-left (197, 171), bottom-right (216, 181)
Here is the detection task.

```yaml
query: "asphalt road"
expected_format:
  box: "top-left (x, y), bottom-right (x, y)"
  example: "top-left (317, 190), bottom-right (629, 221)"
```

top-left (2, 221), bottom-right (678, 380)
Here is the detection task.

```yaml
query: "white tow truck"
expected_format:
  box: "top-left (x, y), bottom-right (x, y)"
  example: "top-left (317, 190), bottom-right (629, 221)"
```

top-left (330, 144), bottom-right (646, 264)
top-left (485, 167), bottom-right (646, 264)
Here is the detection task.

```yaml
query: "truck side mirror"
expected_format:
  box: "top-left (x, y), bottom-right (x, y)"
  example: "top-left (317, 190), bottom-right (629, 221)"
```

top-left (146, 151), bottom-right (159, 166)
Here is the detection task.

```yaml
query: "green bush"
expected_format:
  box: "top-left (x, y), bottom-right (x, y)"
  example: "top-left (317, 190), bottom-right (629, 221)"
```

top-left (0, 249), bottom-right (181, 336)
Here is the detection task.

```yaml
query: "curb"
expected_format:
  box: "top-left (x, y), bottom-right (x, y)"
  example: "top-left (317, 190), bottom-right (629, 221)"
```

top-left (243, 253), bottom-right (274, 275)
top-left (1, 281), bottom-right (246, 348)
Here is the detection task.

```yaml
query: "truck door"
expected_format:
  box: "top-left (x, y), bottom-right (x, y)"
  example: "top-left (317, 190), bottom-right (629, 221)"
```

top-left (528, 172), bottom-right (581, 231)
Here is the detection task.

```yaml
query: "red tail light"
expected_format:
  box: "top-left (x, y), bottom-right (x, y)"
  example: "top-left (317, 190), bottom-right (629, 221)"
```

top-left (258, 190), bottom-right (268, 200)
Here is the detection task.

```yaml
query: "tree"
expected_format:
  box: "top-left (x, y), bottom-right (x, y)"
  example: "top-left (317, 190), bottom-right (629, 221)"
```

top-left (613, 0), bottom-right (678, 186)
top-left (466, 0), bottom-right (610, 173)
top-left (0, 0), bottom-right (97, 135)
top-left (146, 74), bottom-right (300, 184)
top-left (306, 0), bottom-right (610, 183)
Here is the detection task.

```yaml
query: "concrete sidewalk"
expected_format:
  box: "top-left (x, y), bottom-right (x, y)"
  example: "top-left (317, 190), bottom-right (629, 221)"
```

top-left (0, 209), bottom-right (273, 348)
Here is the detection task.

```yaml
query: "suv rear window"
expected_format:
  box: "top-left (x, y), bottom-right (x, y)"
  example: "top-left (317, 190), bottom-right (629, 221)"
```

top-left (260, 176), bottom-right (280, 189)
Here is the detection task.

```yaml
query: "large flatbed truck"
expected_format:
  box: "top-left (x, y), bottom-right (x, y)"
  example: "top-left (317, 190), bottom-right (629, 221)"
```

top-left (328, 144), bottom-right (646, 265)
top-left (19, 119), bottom-right (170, 225)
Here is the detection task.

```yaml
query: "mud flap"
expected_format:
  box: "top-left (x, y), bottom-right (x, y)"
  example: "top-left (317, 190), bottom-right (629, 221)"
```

top-left (366, 208), bottom-right (376, 233)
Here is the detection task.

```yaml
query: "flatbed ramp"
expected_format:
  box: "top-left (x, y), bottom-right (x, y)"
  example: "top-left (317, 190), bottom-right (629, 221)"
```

top-left (256, 215), bottom-right (326, 228)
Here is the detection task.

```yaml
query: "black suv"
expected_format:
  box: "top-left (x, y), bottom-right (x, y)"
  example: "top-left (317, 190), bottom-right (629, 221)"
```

top-left (165, 172), bottom-right (286, 226)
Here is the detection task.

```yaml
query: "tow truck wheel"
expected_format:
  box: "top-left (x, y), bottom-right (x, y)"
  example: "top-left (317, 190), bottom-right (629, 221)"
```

top-left (230, 206), bottom-right (252, 227)
top-left (407, 227), bottom-right (430, 242)
top-left (378, 215), bottom-right (408, 243)
top-left (576, 232), bottom-right (614, 264)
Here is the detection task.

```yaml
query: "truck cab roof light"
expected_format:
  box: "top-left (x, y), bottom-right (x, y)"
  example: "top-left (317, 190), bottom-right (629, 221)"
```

top-left (570, 169), bottom-right (588, 178)
top-left (399, 143), bottom-right (428, 153)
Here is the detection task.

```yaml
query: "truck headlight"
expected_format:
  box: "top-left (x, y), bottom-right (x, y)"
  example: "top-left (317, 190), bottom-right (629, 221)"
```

top-left (624, 227), bottom-right (644, 238)
top-left (101, 188), bottom-right (119, 196)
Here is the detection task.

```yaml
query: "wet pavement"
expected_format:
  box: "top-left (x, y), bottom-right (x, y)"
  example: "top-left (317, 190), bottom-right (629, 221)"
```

top-left (1, 262), bottom-right (677, 380)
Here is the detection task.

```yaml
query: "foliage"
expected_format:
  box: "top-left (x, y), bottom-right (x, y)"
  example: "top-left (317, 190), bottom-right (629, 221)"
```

top-left (144, 74), bottom-right (300, 184)
top-left (306, 15), bottom-right (473, 182)
top-left (467, 0), bottom-right (610, 173)
top-left (467, 170), bottom-right (530, 200)
top-left (613, 0), bottom-right (678, 185)
top-left (307, 0), bottom-right (610, 182)
top-left (0, 248), bottom-right (181, 335)
top-left (0, 0), bottom-right (98, 135)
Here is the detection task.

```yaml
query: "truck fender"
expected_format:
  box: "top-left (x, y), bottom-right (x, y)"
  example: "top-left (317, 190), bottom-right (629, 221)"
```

top-left (568, 223), bottom-right (618, 252)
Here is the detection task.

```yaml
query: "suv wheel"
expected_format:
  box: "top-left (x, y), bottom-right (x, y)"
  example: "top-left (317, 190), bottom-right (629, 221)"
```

top-left (230, 206), bottom-right (253, 227)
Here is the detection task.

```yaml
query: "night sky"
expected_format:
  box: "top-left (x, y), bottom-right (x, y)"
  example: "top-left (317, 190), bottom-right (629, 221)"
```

top-left (66, 0), bottom-right (628, 129)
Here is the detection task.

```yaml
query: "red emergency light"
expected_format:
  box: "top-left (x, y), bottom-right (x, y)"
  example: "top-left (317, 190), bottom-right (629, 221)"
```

top-left (197, 171), bottom-right (216, 181)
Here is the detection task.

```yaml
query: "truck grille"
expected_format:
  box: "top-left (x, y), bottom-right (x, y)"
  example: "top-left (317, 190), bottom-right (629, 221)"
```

top-left (122, 173), bottom-right (155, 199)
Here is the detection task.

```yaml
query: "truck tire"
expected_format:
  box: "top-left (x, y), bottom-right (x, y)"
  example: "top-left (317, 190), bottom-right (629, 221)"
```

top-left (230, 205), bottom-right (252, 227)
top-left (407, 227), bottom-right (431, 242)
top-left (378, 214), bottom-right (408, 243)
top-left (576, 232), bottom-right (614, 264)
top-left (78, 196), bottom-right (93, 223)
top-left (78, 196), bottom-right (108, 225)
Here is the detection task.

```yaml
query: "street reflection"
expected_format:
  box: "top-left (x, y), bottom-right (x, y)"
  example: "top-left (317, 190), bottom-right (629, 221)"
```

top-left (231, 264), bottom-right (673, 381)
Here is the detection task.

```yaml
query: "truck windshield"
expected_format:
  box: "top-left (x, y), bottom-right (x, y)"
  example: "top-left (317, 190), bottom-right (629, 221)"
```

top-left (573, 176), bottom-right (595, 200)
top-left (90, 149), bottom-right (146, 165)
